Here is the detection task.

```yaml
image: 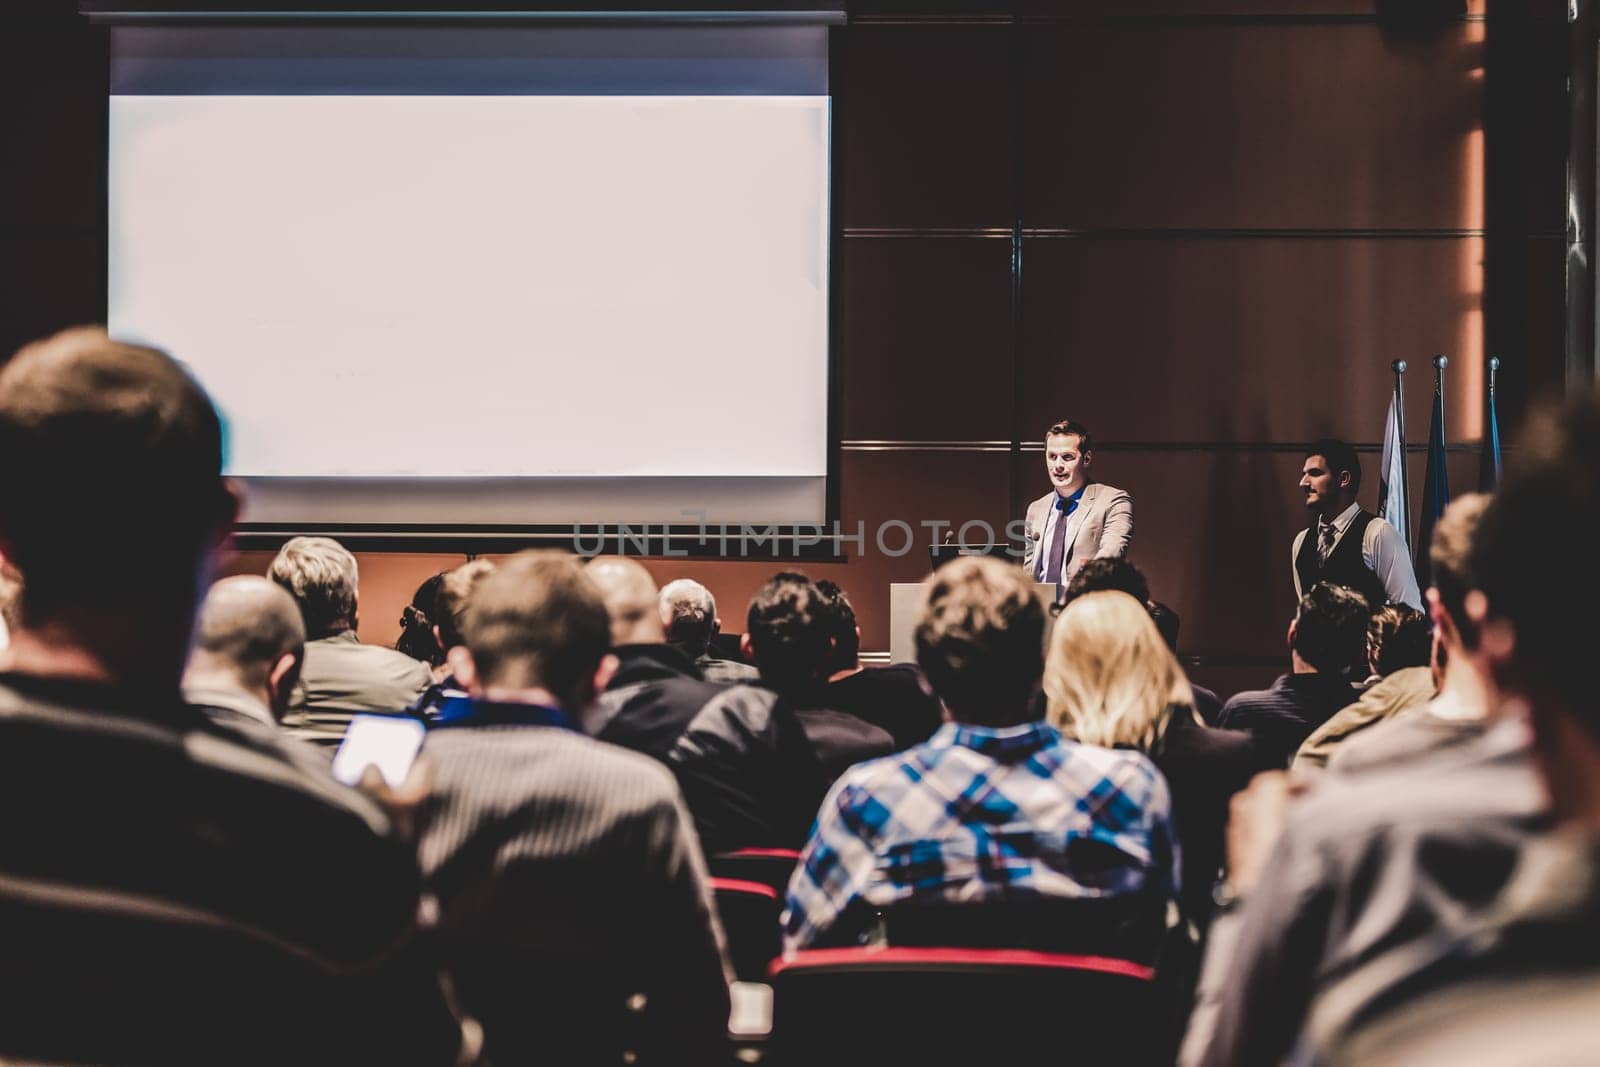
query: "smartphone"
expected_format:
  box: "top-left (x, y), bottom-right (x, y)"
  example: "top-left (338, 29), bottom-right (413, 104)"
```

top-left (332, 714), bottom-right (427, 788)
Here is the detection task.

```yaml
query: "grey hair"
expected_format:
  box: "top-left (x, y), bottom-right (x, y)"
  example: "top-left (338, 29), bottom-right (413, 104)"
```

top-left (268, 536), bottom-right (359, 638)
top-left (659, 578), bottom-right (717, 656)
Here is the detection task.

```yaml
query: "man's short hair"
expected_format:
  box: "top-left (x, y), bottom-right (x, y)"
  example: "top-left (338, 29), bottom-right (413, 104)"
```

top-left (1430, 492), bottom-right (1491, 648)
top-left (0, 562), bottom-right (22, 633)
top-left (268, 537), bottom-right (359, 639)
top-left (915, 556), bottom-right (1046, 725)
top-left (1472, 391), bottom-right (1600, 716)
top-left (1368, 605), bottom-right (1432, 676)
top-left (1306, 438), bottom-right (1362, 493)
top-left (814, 579), bottom-right (860, 674)
top-left (746, 571), bottom-right (832, 690)
top-left (659, 578), bottom-right (717, 657)
top-left (0, 327), bottom-right (229, 618)
top-left (1063, 557), bottom-right (1151, 607)
top-left (460, 550), bottom-right (611, 701)
top-left (1293, 582), bottom-right (1372, 676)
top-left (434, 559), bottom-right (497, 653)
top-left (1045, 418), bottom-right (1094, 454)
top-left (192, 576), bottom-right (306, 691)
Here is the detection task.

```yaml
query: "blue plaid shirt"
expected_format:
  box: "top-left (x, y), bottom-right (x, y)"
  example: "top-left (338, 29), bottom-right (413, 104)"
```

top-left (782, 719), bottom-right (1178, 951)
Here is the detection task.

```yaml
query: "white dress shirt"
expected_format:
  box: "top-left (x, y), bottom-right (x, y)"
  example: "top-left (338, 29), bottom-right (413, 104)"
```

top-left (1290, 502), bottom-right (1422, 609)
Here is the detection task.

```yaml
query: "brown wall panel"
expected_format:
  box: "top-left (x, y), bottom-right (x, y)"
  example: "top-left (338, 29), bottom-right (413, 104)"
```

top-left (1062, 445), bottom-right (1482, 663)
top-left (840, 236), bottom-right (1014, 440)
top-left (0, 9), bottom-right (103, 230)
top-left (1017, 236), bottom-right (1486, 444)
top-left (0, 236), bottom-right (103, 357)
top-left (1022, 23), bottom-right (1485, 230)
top-left (840, 27), bottom-right (1014, 229)
top-left (1019, 1), bottom-right (1490, 13)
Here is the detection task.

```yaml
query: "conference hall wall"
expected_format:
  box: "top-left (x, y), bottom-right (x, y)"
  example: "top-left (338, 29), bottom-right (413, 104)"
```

top-left (0, 0), bottom-right (1569, 696)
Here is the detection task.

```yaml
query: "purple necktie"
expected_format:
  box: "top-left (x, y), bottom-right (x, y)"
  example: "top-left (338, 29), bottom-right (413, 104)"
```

top-left (1043, 501), bottom-right (1072, 583)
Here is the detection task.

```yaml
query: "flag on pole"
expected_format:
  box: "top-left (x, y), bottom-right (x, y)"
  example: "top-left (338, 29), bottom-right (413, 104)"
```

top-left (1379, 391), bottom-right (1410, 551)
top-left (1414, 361), bottom-right (1451, 588)
top-left (1481, 356), bottom-right (1502, 492)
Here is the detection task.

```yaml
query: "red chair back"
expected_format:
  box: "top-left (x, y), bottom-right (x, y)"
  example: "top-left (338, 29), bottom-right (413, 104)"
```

top-left (710, 877), bottom-right (783, 982)
top-left (708, 848), bottom-right (801, 896)
top-left (769, 946), bottom-right (1160, 1065)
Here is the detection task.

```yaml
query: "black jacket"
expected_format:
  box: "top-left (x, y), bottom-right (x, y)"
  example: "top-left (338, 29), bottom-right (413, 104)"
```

top-left (586, 645), bottom-right (828, 853)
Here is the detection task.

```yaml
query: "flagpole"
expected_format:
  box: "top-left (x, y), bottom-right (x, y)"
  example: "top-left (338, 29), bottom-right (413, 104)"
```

top-left (1433, 354), bottom-right (1448, 441)
top-left (1392, 358), bottom-right (1411, 550)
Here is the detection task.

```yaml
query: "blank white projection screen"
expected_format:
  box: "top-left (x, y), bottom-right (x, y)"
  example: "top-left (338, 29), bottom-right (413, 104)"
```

top-left (108, 94), bottom-right (830, 494)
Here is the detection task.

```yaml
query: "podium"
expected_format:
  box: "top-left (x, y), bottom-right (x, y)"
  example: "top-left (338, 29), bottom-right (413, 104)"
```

top-left (887, 579), bottom-right (1062, 664)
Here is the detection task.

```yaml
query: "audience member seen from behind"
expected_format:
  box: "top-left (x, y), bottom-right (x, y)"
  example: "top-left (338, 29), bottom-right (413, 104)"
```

top-left (783, 556), bottom-right (1178, 953)
top-left (0, 327), bottom-right (470, 1065)
top-left (1217, 582), bottom-right (1367, 769)
top-left (269, 535), bottom-right (431, 738)
top-left (395, 570), bottom-right (449, 672)
top-left (1321, 392), bottom-right (1600, 1065)
top-left (745, 571), bottom-right (895, 782)
top-left (1294, 605), bottom-right (1434, 771)
top-left (1329, 494), bottom-right (1498, 775)
top-left (585, 558), bottom-right (827, 853)
top-left (813, 578), bottom-right (944, 751)
top-left (1065, 557), bottom-right (1225, 726)
top-left (410, 558), bottom-right (495, 723)
top-left (1045, 590), bottom-right (1256, 928)
top-left (417, 551), bottom-right (732, 1067)
top-left (1179, 501), bottom-right (1548, 1065)
top-left (0, 561), bottom-right (20, 652)
top-left (183, 575), bottom-right (305, 730)
top-left (659, 577), bottom-right (760, 684)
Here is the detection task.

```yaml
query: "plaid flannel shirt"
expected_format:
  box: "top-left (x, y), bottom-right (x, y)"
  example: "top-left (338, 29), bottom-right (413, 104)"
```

top-left (782, 719), bottom-right (1179, 952)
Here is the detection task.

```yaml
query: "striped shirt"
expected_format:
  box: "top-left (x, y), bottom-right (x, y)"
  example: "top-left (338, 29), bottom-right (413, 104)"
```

top-left (418, 720), bottom-right (732, 1064)
top-left (783, 720), bottom-right (1179, 952)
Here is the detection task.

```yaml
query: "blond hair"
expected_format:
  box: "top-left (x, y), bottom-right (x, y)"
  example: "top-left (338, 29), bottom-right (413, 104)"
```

top-left (1043, 591), bottom-right (1194, 753)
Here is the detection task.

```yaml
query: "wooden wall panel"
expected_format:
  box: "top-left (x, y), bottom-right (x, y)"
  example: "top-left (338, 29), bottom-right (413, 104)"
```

top-left (840, 236), bottom-right (1013, 440)
top-left (0, 236), bottom-right (103, 358)
top-left (0, 46), bottom-right (103, 229)
top-left (840, 27), bottom-right (1014, 229)
top-left (1019, 1), bottom-right (1490, 12)
top-left (1083, 445), bottom-right (1485, 673)
top-left (1022, 23), bottom-right (1485, 230)
top-left (1017, 236), bottom-right (1486, 444)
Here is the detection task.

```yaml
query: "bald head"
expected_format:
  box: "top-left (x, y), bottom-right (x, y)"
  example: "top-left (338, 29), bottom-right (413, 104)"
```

top-left (585, 557), bottom-right (665, 646)
top-left (659, 578), bottom-right (718, 658)
top-left (186, 576), bottom-right (306, 717)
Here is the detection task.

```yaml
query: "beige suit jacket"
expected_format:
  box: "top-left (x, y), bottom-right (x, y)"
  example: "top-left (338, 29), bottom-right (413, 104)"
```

top-left (1021, 482), bottom-right (1134, 582)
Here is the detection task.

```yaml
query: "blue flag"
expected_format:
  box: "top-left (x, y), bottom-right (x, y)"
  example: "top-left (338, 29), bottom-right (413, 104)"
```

top-left (1414, 387), bottom-right (1450, 588)
top-left (1378, 392), bottom-right (1410, 552)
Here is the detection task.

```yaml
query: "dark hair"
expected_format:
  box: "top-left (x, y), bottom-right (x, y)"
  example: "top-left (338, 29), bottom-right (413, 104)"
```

top-left (0, 328), bottom-right (230, 618)
top-left (396, 572), bottom-right (447, 666)
top-left (1471, 392), bottom-right (1600, 715)
top-left (434, 559), bottom-right (497, 653)
top-left (1064, 557), bottom-right (1150, 607)
top-left (460, 551), bottom-right (610, 706)
top-left (915, 556), bottom-right (1045, 726)
top-left (1293, 582), bottom-right (1372, 676)
top-left (1368, 605), bottom-right (1432, 676)
top-left (1305, 438), bottom-right (1362, 493)
top-left (1147, 601), bottom-right (1181, 653)
top-left (746, 572), bottom-right (833, 691)
top-left (814, 579), bottom-right (860, 674)
top-left (1045, 418), bottom-right (1094, 455)
top-left (1429, 493), bottom-right (1490, 648)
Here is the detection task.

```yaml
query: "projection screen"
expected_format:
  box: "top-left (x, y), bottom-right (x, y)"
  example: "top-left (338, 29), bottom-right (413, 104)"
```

top-left (107, 22), bottom-right (833, 532)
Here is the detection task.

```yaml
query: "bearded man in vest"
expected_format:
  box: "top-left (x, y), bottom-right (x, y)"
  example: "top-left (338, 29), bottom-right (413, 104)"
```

top-left (1292, 438), bottom-right (1421, 611)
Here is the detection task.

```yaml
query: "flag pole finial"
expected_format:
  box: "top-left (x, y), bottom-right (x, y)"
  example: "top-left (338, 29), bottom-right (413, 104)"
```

top-left (1392, 359), bottom-right (1408, 374)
